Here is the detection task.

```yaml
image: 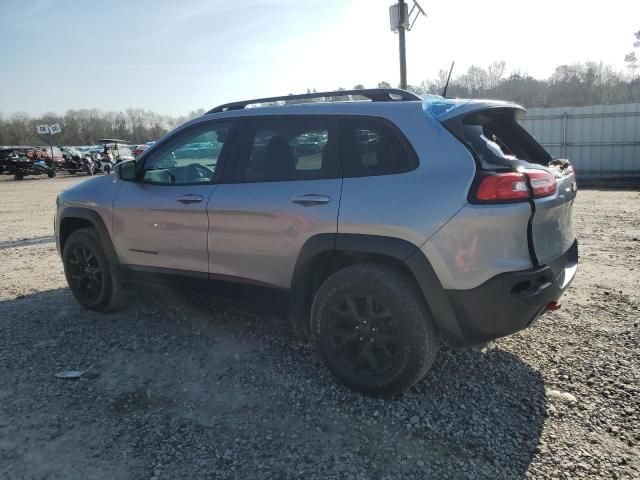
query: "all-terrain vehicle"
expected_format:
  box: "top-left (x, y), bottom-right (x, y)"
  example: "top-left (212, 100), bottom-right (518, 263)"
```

top-left (62, 148), bottom-right (96, 176)
top-left (55, 89), bottom-right (578, 396)
top-left (1, 147), bottom-right (58, 180)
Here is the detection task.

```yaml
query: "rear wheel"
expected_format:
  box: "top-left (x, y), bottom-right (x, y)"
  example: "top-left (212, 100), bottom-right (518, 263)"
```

top-left (311, 264), bottom-right (439, 397)
top-left (14, 171), bottom-right (24, 180)
top-left (62, 228), bottom-right (125, 311)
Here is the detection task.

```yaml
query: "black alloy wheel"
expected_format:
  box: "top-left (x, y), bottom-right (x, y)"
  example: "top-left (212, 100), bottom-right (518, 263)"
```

top-left (327, 293), bottom-right (401, 377)
top-left (66, 243), bottom-right (104, 304)
top-left (311, 264), bottom-right (440, 397)
top-left (62, 228), bottom-right (126, 311)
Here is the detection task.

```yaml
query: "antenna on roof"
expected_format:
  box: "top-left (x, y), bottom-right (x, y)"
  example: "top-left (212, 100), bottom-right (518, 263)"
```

top-left (442, 61), bottom-right (455, 98)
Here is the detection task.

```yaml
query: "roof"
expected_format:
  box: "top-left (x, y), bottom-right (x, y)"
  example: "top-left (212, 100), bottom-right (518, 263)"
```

top-left (195, 90), bottom-right (525, 129)
top-left (207, 88), bottom-right (421, 114)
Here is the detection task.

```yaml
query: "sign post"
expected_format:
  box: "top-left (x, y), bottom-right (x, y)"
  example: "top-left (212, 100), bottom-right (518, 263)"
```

top-left (36, 123), bottom-right (62, 161)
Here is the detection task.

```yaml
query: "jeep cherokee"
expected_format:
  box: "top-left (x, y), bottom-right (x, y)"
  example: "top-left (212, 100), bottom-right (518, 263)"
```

top-left (55, 89), bottom-right (578, 396)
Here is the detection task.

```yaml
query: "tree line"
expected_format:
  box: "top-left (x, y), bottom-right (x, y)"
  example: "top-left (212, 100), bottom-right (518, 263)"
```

top-left (0, 108), bottom-right (206, 148)
top-left (1, 58), bottom-right (639, 147)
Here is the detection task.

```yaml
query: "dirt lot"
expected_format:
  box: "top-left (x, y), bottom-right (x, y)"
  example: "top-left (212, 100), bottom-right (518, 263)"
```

top-left (1, 175), bottom-right (639, 480)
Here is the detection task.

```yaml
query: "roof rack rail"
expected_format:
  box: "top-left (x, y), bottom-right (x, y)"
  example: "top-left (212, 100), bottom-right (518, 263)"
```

top-left (207, 88), bottom-right (421, 114)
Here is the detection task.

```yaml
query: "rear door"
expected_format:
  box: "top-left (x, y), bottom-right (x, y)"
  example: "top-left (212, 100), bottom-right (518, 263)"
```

top-left (448, 107), bottom-right (577, 265)
top-left (209, 116), bottom-right (341, 288)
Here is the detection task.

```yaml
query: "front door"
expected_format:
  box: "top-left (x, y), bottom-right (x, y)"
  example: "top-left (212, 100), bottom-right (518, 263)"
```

top-left (112, 120), bottom-right (234, 273)
top-left (209, 116), bottom-right (341, 288)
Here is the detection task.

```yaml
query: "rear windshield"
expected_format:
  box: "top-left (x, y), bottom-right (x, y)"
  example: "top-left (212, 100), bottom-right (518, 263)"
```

top-left (460, 109), bottom-right (551, 167)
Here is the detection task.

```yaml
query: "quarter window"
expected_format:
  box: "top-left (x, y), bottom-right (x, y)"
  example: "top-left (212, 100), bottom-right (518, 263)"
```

top-left (230, 118), bottom-right (337, 182)
top-left (338, 117), bottom-right (417, 177)
top-left (142, 122), bottom-right (232, 185)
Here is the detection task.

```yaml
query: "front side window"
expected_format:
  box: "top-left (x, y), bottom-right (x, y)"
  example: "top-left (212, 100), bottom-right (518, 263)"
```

top-left (142, 122), bottom-right (232, 184)
top-left (339, 117), bottom-right (417, 177)
top-left (230, 117), bottom-right (336, 182)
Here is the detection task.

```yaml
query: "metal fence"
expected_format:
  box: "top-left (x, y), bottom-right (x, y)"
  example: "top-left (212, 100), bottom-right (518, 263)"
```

top-left (519, 103), bottom-right (640, 180)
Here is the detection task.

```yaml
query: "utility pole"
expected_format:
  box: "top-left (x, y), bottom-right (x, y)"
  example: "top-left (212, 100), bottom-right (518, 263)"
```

top-left (389, 1), bottom-right (426, 90)
top-left (398, 0), bottom-right (407, 89)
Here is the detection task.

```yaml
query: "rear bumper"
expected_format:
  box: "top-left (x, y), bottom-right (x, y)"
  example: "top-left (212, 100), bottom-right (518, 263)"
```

top-left (444, 239), bottom-right (578, 345)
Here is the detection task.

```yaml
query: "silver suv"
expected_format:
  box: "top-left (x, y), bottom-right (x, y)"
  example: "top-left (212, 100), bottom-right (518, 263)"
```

top-left (55, 89), bottom-right (578, 396)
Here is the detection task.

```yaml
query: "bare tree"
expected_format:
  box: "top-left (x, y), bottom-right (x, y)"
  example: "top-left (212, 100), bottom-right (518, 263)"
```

top-left (487, 61), bottom-right (506, 89)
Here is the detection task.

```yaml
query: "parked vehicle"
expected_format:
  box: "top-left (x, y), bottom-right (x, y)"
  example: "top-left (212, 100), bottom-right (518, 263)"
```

top-left (98, 139), bottom-right (134, 163)
top-left (54, 89), bottom-right (578, 397)
top-left (61, 149), bottom-right (95, 176)
top-left (93, 153), bottom-right (115, 174)
top-left (133, 142), bottom-right (155, 157)
top-left (1, 147), bottom-right (57, 180)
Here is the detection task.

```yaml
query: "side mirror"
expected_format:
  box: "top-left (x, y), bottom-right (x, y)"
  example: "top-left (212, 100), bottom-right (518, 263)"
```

top-left (116, 160), bottom-right (137, 181)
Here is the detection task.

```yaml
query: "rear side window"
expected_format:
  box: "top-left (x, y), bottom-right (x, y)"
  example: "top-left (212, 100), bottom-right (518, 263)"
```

top-left (230, 117), bottom-right (337, 183)
top-left (338, 117), bottom-right (417, 177)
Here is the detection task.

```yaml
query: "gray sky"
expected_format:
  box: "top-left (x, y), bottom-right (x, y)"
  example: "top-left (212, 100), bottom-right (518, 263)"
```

top-left (1, 0), bottom-right (638, 116)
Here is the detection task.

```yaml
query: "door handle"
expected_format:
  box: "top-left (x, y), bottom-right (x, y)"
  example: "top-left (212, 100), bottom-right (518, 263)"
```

top-left (291, 194), bottom-right (331, 206)
top-left (176, 194), bottom-right (203, 204)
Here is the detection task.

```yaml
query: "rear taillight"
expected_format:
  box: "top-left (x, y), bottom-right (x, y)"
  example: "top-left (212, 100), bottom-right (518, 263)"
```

top-left (473, 170), bottom-right (557, 203)
top-left (526, 170), bottom-right (557, 198)
top-left (476, 172), bottom-right (529, 202)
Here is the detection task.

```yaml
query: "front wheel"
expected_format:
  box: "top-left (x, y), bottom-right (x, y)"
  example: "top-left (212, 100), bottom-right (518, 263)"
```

top-left (62, 228), bottom-right (125, 311)
top-left (311, 264), bottom-right (439, 397)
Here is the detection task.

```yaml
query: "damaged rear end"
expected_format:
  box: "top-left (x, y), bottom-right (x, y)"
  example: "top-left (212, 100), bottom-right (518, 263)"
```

top-left (424, 98), bottom-right (578, 345)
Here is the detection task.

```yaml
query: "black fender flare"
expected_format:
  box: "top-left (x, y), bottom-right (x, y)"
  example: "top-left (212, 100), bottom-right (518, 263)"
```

top-left (289, 233), bottom-right (464, 343)
top-left (56, 207), bottom-right (119, 264)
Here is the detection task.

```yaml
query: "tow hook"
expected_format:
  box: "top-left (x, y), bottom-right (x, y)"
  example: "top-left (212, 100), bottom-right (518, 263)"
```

top-left (546, 301), bottom-right (561, 311)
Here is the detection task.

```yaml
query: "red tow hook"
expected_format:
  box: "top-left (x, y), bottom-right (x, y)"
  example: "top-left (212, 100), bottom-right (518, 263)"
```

top-left (546, 301), bottom-right (561, 311)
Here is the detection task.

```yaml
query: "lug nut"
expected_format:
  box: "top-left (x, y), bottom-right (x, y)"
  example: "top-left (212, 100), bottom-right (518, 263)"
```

top-left (369, 338), bottom-right (375, 343)
top-left (359, 337), bottom-right (364, 341)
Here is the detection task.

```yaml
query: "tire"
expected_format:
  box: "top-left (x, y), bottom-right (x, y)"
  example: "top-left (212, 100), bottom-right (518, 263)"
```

top-left (14, 172), bottom-right (24, 181)
top-left (62, 228), bottom-right (126, 312)
top-left (47, 169), bottom-right (56, 178)
top-left (311, 264), bottom-right (439, 397)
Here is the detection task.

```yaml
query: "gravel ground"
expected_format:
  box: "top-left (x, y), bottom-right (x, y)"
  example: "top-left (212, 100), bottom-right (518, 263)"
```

top-left (0, 175), bottom-right (639, 480)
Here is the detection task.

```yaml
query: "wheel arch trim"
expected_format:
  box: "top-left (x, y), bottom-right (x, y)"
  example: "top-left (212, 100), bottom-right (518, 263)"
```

top-left (57, 207), bottom-right (118, 264)
top-left (289, 233), bottom-right (464, 342)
